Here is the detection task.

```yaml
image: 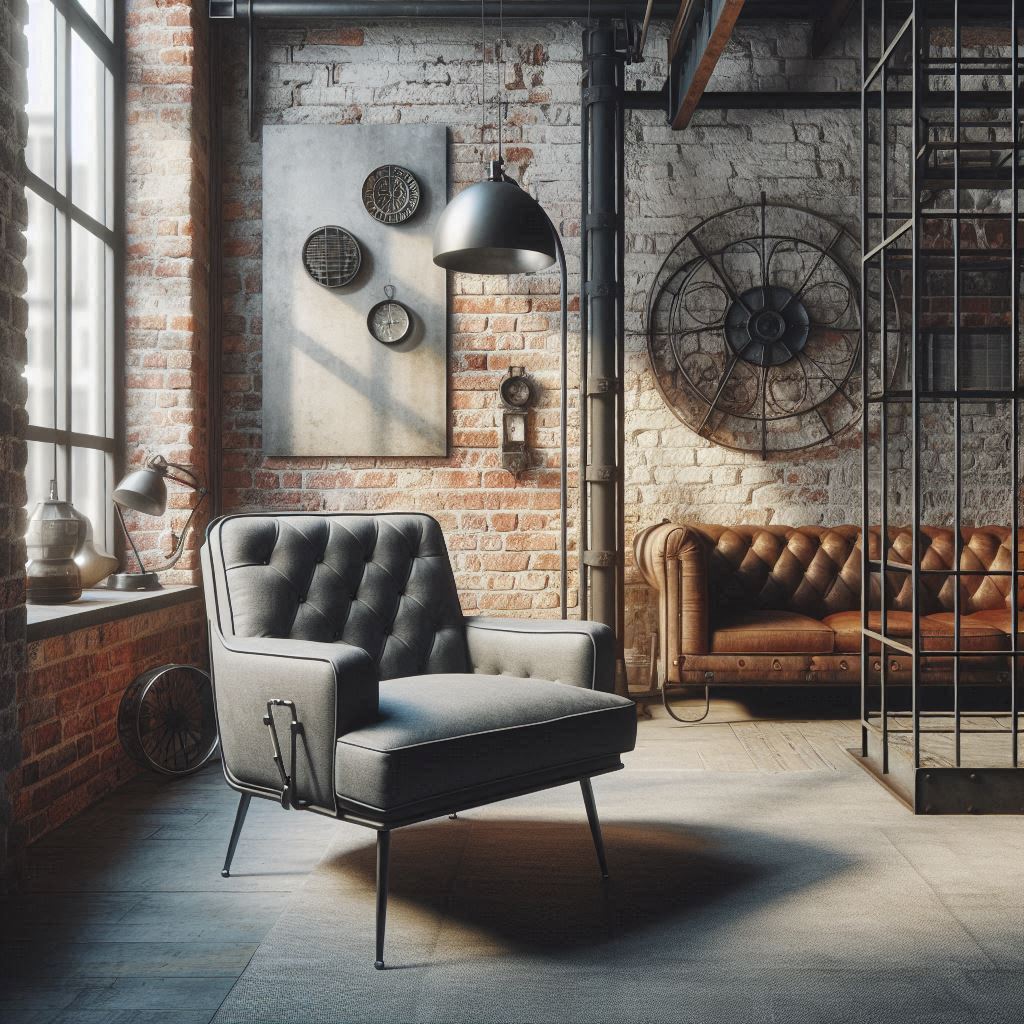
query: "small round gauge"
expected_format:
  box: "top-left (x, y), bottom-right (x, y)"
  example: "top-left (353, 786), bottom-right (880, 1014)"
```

top-left (362, 165), bottom-right (421, 225)
top-left (500, 374), bottom-right (534, 408)
top-left (367, 295), bottom-right (412, 345)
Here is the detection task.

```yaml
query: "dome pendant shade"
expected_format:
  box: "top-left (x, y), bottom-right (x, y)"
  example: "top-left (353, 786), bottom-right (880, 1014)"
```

top-left (433, 165), bottom-right (556, 275)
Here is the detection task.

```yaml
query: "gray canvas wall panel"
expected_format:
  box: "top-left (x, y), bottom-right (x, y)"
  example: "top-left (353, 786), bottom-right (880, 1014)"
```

top-left (262, 124), bottom-right (448, 456)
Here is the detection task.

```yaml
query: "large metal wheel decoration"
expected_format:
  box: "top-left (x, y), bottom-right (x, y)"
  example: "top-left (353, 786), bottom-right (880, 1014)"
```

top-left (118, 664), bottom-right (218, 776)
top-left (646, 196), bottom-right (863, 456)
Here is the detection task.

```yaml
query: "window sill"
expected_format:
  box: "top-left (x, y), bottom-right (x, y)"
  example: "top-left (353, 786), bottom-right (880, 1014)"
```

top-left (26, 585), bottom-right (202, 643)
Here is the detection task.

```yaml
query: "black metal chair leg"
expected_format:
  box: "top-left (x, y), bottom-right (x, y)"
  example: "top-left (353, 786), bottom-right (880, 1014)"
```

top-left (580, 777), bottom-right (609, 879)
top-left (375, 829), bottom-right (391, 970)
top-left (221, 792), bottom-right (251, 878)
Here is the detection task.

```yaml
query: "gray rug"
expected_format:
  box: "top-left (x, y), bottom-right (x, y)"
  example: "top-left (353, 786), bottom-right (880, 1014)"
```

top-left (213, 761), bottom-right (1024, 1023)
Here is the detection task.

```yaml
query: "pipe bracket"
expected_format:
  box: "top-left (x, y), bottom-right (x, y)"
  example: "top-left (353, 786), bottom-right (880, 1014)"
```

top-left (584, 281), bottom-right (624, 298)
top-left (585, 465), bottom-right (620, 482)
top-left (585, 212), bottom-right (616, 231)
top-left (586, 375), bottom-right (619, 395)
top-left (582, 85), bottom-right (622, 105)
top-left (583, 550), bottom-right (617, 567)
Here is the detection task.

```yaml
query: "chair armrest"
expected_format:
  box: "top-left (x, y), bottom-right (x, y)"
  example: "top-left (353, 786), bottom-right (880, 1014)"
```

top-left (210, 630), bottom-right (377, 814)
top-left (463, 617), bottom-right (615, 692)
top-left (634, 522), bottom-right (711, 679)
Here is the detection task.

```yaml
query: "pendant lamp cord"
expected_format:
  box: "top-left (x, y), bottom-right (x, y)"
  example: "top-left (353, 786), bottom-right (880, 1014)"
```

top-left (480, 0), bottom-right (486, 170)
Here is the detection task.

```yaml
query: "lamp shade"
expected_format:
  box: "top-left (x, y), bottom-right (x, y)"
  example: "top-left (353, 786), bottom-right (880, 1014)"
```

top-left (433, 173), bottom-right (555, 275)
top-left (113, 466), bottom-right (168, 517)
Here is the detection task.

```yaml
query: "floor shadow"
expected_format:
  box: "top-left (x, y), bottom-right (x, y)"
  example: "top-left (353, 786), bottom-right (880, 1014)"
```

top-left (318, 817), bottom-right (851, 954)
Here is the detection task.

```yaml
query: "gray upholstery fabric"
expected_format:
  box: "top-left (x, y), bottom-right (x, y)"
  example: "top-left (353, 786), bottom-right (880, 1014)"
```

top-left (464, 617), bottom-right (615, 692)
top-left (334, 674), bottom-right (636, 813)
top-left (207, 630), bottom-right (377, 814)
top-left (210, 513), bottom-right (468, 680)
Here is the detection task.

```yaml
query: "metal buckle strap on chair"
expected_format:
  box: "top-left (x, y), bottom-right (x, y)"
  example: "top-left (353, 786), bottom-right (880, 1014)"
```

top-left (263, 699), bottom-right (308, 810)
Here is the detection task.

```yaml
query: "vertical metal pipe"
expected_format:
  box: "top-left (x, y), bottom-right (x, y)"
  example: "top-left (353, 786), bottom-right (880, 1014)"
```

top-left (614, 46), bottom-right (626, 658)
top-left (579, 36), bottom-right (590, 620)
top-left (1011, 0), bottom-right (1020, 767)
top-left (555, 229), bottom-right (568, 620)
top-left (581, 23), bottom-right (625, 688)
top-left (879, 46), bottom-right (889, 774)
top-left (910, 0), bottom-right (922, 770)
top-left (952, 0), bottom-right (962, 767)
top-left (860, 0), bottom-right (869, 759)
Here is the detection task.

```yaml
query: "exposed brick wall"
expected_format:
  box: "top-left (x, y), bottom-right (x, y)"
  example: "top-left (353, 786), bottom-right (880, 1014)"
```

top-left (216, 20), bottom-right (864, 634)
top-left (219, 21), bottom-right (580, 615)
top-left (12, 599), bottom-right (207, 846)
top-left (0, 0), bottom-right (29, 887)
top-left (124, 0), bottom-right (210, 583)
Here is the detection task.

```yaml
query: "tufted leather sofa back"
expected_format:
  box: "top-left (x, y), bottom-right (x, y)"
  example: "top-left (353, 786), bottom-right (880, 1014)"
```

top-left (206, 513), bottom-right (468, 680)
top-left (690, 524), bottom-right (1024, 618)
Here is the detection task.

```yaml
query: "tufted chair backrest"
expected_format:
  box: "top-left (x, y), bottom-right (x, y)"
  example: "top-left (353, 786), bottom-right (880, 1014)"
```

top-left (206, 513), bottom-right (468, 680)
top-left (689, 523), bottom-right (1024, 619)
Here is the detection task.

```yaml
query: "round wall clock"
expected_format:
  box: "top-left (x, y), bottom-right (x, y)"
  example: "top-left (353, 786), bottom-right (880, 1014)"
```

top-left (302, 225), bottom-right (362, 288)
top-left (362, 164), bottom-right (421, 225)
top-left (645, 195), bottom-right (892, 456)
top-left (367, 286), bottom-right (412, 344)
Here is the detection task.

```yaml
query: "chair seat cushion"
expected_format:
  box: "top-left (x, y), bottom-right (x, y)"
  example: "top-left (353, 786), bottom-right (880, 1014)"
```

top-left (710, 609), bottom-right (835, 654)
top-left (334, 674), bottom-right (636, 814)
top-left (825, 610), bottom-right (1008, 654)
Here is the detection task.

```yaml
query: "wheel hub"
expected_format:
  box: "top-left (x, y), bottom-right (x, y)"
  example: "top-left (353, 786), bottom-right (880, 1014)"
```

top-left (725, 285), bottom-right (810, 367)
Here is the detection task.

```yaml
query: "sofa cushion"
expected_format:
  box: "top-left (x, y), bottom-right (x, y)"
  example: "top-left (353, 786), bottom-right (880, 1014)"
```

top-left (334, 674), bottom-right (637, 814)
top-left (825, 610), bottom-right (1008, 654)
top-left (710, 610), bottom-right (835, 654)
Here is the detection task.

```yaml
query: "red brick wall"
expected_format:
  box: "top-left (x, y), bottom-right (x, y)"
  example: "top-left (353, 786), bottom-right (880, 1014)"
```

top-left (13, 600), bottom-right (207, 845)
top-left (0, 0), bottom-right (29, 886)
top-left (124, 0), bottom-right (210, 584)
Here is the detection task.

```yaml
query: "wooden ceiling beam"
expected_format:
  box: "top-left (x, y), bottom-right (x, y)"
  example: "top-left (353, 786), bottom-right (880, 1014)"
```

top-left (669, 0), bottom-right (747, 130)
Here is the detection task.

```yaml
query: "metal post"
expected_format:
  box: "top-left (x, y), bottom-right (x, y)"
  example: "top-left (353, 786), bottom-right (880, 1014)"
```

top-left (581, 24), bottom-right (626, 692)
top-left (910, 0), bottom-right (922, 770)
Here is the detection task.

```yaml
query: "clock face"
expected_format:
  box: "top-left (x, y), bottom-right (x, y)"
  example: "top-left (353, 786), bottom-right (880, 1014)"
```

top-left (500, 375), bottom-right (533, 408)
top-left (367, 300), bottom-right (412, 344)
top-left (362, 165), bottom-right (421, 225)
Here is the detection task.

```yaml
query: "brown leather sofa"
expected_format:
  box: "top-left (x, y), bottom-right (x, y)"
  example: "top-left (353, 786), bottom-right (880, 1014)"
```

top-left (634, 521), bottom-right (1022, 689)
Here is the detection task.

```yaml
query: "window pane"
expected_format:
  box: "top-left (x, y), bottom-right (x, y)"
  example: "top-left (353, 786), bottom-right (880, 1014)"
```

top-left (25, 0), bottom-right (57, 186)
top-left (70, 30), bottom-right (111, 226)
top-left (70, 223), bottom-right (110, 436)
top-left (71, 446), bottom-right (114, 553)
top-left (25, 440), bottom-right (64, 511)
top-left (25, 191), bottom-right (58, 429)
top-left (75, 0), bottom-right (113, 40)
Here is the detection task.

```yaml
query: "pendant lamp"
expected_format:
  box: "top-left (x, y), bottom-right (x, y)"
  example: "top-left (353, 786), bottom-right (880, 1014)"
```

top-left (433, 168), bottom-right (568, 617)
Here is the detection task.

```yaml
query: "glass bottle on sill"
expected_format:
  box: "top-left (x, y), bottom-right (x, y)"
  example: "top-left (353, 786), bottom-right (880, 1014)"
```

top-left (26, 479), bottom-right (83, 604)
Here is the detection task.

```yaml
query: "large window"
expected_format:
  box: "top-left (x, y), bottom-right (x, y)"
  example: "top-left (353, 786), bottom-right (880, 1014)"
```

top-left (24, 0), bottom-right (122, 550)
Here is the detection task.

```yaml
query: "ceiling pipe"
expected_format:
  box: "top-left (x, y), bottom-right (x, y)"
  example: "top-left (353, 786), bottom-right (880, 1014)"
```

top-left (210, 0), bottom-right (676, 18)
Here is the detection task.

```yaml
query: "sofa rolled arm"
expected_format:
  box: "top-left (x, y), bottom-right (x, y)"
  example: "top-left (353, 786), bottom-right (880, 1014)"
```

top-left (209, 630), bottom-right (378, 814)
top-left (634, 522), bottom-right (711, 680)
top-left (464, 617), bottom-right (615, 692)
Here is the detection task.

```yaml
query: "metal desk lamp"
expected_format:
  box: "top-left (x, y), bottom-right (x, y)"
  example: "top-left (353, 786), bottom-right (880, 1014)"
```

top-left (109, 455), bottom-right (208, 591)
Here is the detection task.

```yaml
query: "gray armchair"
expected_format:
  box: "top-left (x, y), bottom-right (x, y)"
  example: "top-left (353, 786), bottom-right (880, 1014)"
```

top-left (200, 512), bottom-right (636, 968)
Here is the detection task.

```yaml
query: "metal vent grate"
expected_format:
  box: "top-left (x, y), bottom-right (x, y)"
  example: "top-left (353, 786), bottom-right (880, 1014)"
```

top-left (302, 225), bottom-right (362, 288)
